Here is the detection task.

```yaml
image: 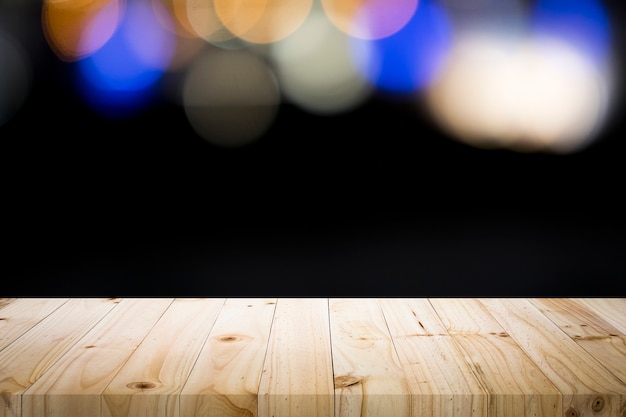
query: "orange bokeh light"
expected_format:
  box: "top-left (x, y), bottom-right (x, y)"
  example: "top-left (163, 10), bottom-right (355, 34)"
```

top-left (42, 0), bottom-right (122, 61)
top-left (213, 0), bottom-right (313, 44)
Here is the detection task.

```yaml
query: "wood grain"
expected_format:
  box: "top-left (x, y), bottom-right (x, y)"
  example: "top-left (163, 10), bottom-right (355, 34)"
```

top-left (529, 298), bottom-right (626, 385)
top-left (0, 298), bottom-right (624, 417)
top-left (0, 298), bottom-right (69, 352)
top-left (572, 298), bottom-right (626, 334)
top-left (257, 298), bottom-right (334, 417)
top-left (329, 298), bottom-right (410, 417)
top-left (102, 298), bottom-right (226, 417)
top-left (0, 298), bottom-right (118, 417)
top-left (431, 298), bottom-right (562, 417)
top-left (379, 298), bottom-right (487, 417)
top-left (480, 298), bottom-right (626, 417)
top-left (21, 298), bottom-right (174, 417)
top-left (180, 298), bottom-right (277, 417)
top-left (0, 300), bottom-right (16, 311)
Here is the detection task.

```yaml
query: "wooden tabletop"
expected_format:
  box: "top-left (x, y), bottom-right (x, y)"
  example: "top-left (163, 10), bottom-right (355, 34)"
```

top-left (0, 298), bottom-right (624, 417)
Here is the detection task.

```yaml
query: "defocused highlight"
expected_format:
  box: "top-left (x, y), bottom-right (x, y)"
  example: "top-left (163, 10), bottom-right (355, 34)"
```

top-left (0, 0), bottom-right (619, 154)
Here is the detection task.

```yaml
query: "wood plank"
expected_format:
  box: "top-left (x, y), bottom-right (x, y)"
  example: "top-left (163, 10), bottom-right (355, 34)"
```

top-left (480, 298), bottom-right (626, 417)
top-left (529, 298), bottom-right (626, 385)
top-left (0, 298), bottom-right (622, 417)
top-left (0, 298), bottom-right (69, 352)
top-left (0, 298), bottom-right (119, 417)
top-left (102, 298), bottom-right (226, 417)
top-left (0, 299), bottom-right (16, 311)
top-left (21, 298), bottom-right (174, 417)
top-left (257, 298), bottom-right (334, 417)
top-left (379, 298), bottom-right (487, 417)
top-left (329, 298), bottom-right (410, 417)
top-left (430, 298), bottom-right (562, 417)
top-left (571, 298), bottom-right (626, 334)
top-left (180, 298), bottom-right (277, 417)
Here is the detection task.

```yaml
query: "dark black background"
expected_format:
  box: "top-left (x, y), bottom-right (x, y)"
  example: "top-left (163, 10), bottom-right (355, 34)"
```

top-left (2, 1), bottom-right (626, 297)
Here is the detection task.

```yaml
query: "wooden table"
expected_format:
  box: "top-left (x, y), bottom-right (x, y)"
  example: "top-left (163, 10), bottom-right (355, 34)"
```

top-left (0, 298), bottom-right (624, 417)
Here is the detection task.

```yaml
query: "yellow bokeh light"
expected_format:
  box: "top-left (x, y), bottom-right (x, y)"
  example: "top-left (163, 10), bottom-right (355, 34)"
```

top-left (42, 0), bottom-right (122, 62)
top-left (213, 0), bottom-right (313, 44)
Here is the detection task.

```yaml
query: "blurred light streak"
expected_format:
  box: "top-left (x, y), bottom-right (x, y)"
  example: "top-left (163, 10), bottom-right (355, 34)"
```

top-left (270, 8), bottom-right (372, 115)
top-left (213, 0), bottom-right (313, 44)
top-left (321, 0), bottom-right (418, 40)
top-left (75, 0), bottom-right (176, 118)
top-left (350, 0), bottom-right (451, 95)
top-left (42, 0), bottom-right (122, 61)
top-left (183, 47), bottom-right (280, 147)
top-left (0, 29), bottom-right (31, 127)
top-left (425, 33), bottom-right (611, 153)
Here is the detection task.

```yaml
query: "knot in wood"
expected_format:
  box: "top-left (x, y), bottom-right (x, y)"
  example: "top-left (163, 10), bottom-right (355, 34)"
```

top-left (565, 407), bottom-right (579, 417)
top-left (591, 396), bottom-right (605, 412)
top-left (127, 381), bottom-right (157, 390)
top-left (334, 375), bottom-right (361, 388)
top-left (218, 335), bottom-right (240, 342)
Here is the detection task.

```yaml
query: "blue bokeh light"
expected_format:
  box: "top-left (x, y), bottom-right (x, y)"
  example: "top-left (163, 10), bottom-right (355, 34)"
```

top-left (350, 0), bottom-right (452, 95)
top-left (75, 0), bottom-right (176, 118)
top-left (531, 0), bottom-right (611, 65)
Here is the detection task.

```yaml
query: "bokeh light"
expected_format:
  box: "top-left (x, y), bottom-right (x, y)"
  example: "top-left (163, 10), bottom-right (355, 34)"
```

top-left (531, 0), bottom-right (611, 66)
top-left (422, 0), bottom-right (615, 154)
top-left (425, 33), bottom-right (611, 153)
top-left (1, 0), bottom-right (621, 156)
top-left (183, 47), bottom-right (281, 147)
top-left (75, 0), bottom-right (177, 118)
top-left (441, 0), bottom-right (527, 38)
top-left (321, 0), bottom-right (419, 40)
top-left (42, 0), bottom-right (122, 61)
top-left (185, 0), bottom-right (239, 45)
top-left (213, 0), bottom-right (313, 44)
top-left (350, 0), bottom-right (452, 95)
top-left (152, 0), bottom-right (197, 38)
top-left (270, 7), bottom-right (373, 115)
top-left (0, 29), bottom-right (31, 127)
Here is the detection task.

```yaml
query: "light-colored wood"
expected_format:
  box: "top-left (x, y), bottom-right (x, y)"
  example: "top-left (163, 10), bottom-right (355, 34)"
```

top-left (430, 298), bottom-right (562, 417)
top-left (257, 298), bottom-right (334, 417)
top-left (0, 299), bottom-right (16, 311)
top-left (102, 298), bottom-right (226, 417)
top-left (329, 298), bottom-right (410, 417)
top-left (180, 298), bottom-right (277, 417)
top-left (0, 298), bottom-right (69, 352)
top-left (480, 298), bottom-right (626, 417)
top-left (571, 298), bottom-right (626, 334)
top-left (21, 298), bottom-right (174, 417)
top-left (529, 298), bottom-right (626, 385)
top-left (379, 298), bottom-right (487, 417)
top-left (0, 298), bottom-right (119, 417)
top-left (0, 298), bottom-right (625, 417)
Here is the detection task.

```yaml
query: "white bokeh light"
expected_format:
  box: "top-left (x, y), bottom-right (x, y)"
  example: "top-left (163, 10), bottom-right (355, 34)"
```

top-left (425, 32), bottom-right (612, 153)
top-left (270, 8), bottom-right (372, 115)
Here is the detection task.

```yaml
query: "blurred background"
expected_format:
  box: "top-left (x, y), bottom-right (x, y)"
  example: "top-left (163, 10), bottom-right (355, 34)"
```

top-left (2, 0), bottom-right (626, 296)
